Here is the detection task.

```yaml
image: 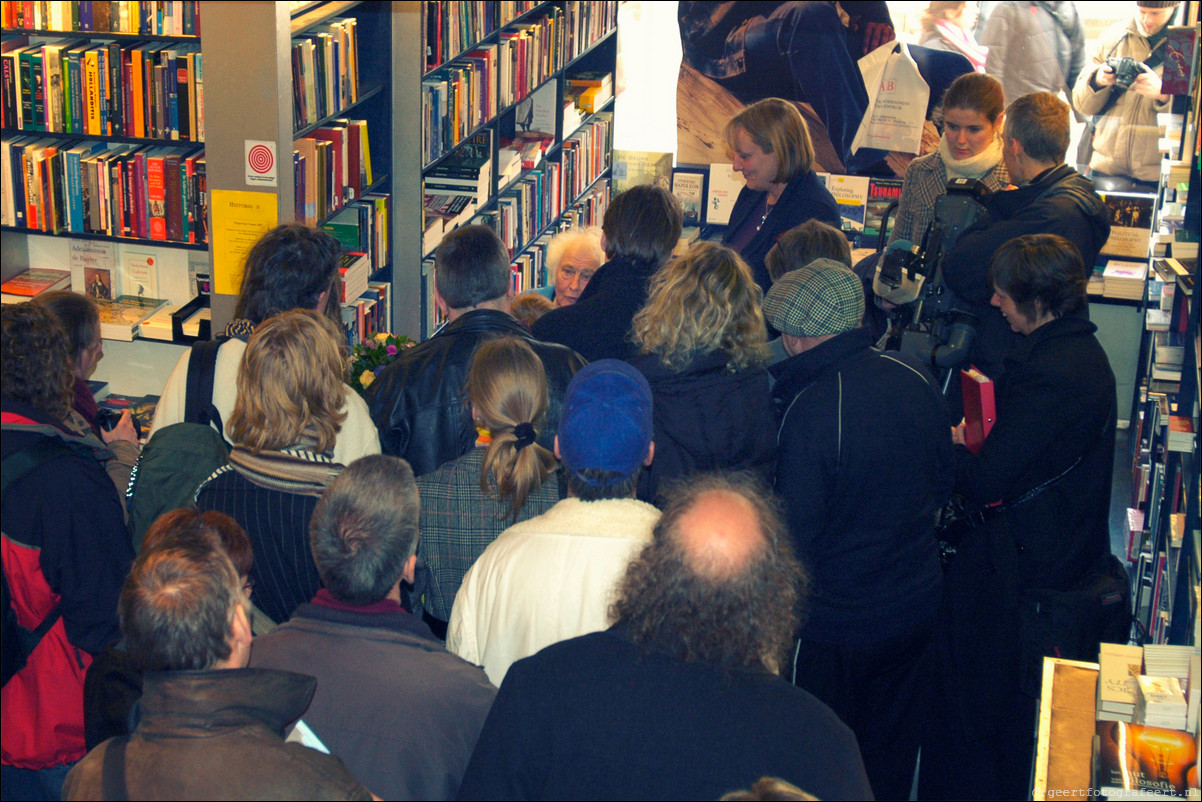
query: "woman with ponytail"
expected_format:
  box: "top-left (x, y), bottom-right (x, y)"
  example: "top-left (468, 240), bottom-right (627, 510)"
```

top-left (416, 337), bottom-right (560, 627)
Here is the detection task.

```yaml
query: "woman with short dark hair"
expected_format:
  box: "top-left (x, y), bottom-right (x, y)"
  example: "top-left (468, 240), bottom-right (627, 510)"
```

top-left (922, 233), bottom-right (1118, 799)
top-left (151, 224), bottom-right (380, 464)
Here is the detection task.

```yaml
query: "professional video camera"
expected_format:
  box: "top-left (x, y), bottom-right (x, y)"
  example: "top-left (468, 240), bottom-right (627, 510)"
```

top-left (872, 177), bottom-right (992, 389)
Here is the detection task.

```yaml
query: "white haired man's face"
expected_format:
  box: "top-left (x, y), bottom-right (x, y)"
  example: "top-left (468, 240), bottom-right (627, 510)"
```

top-left (554, 244), bottom-right (602, 307)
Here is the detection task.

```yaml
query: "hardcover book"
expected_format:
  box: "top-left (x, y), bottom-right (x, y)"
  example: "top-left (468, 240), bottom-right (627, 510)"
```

top-left (1099, 192), bottom-right (1156, 260)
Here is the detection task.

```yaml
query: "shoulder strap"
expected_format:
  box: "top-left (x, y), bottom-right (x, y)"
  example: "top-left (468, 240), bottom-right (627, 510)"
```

top-left (100, 736), bottom-right (130, 801)
top-left (1, 437), bottom-right (76, 496)
top-left (183, 338), bottom-right (228, 437)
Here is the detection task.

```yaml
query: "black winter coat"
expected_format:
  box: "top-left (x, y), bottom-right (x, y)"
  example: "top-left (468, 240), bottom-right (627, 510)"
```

top-left (532, 255), bottom-right (661, 362)
top-left (628, 350), bottom-right (776, 502)
top-left (366, 310), bottom-right (585, 476)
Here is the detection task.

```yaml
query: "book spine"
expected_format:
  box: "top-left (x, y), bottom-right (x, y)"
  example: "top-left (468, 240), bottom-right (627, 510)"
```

top-left (1, 52), bottom-right (18, 129)
top-left (192, 49), bottom-right (202, 141)
top-left (175, 50), bottom-right (189, 141)
top-left (29, 50), bottom-right (44, 131)
top-left (106, 40), bottom-right (121, 135)
top-left (83, 47), bottom-right (98, 134)
top-left (65, 146), bottom-right (82, 231)
top-left (164, 150), bottom-right (181, 240)
top-left (146, 150), bottom-right (165, 240)
top-left (165, 49), bottom-right (178, 139)
top-left (66, 52), bottom-right (84, 133)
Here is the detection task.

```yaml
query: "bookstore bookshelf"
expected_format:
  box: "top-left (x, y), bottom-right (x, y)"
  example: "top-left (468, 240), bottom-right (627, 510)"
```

top-left (411, 0), bottom-right (618, 339)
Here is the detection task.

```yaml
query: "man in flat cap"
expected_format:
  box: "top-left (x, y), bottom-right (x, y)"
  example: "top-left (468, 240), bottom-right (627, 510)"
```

top-left (446, 360), bottom-right (660, 687)
top-left (763, 258), bottom-right (955, 801)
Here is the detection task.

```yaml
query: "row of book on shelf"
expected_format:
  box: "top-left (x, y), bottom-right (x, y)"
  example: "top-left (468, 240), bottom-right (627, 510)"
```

top-left (421, 112), bottom-right (610, 259)
top-left (2, 135), bottom-right (205, 242)
top-left (1092, 642), bottom-right (1199, 800)
top-left (421, 1), bottom-right (615, 164)
top-left (0, 0), bottom-right (201, 37)
top-left (421, 181), bottom-right (610, 339)
top-left (292, 117), bottom-right (376, 232)
top-left (2, 34), bottom-right (205, 142)
top-left (289, 15), bottom-right (359, 133)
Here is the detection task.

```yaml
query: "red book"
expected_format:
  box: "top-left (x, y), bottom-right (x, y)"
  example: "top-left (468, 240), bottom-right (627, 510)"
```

top-left (146, 147), bottom-right (167, 241)
top-left (960, 366), bottom-right (996, 454)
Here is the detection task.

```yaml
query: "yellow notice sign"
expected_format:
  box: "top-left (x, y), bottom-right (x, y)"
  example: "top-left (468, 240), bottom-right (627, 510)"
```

top-left (210, 190), bottom-right (278, 295)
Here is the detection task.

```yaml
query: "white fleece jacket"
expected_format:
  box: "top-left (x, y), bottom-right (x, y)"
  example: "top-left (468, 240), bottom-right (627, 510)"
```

top-left (446, 496), bottom-right (660, 686)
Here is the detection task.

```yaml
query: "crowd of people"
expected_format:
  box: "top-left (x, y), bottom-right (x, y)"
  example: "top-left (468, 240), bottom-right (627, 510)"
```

top-left (1, 9), bottom-right (1150, 794)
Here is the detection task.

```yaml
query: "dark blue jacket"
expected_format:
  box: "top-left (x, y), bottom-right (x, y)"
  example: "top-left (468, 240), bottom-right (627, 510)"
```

top-left (723, 169), bottom-right (841, 293)
top-left (771, 327), bottom-right (954, 645)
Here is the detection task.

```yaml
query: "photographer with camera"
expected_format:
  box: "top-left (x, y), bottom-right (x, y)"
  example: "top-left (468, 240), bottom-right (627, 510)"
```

top-left (1073, 1), bottom-right (1178, 192)
top-left (939, 92), bottom-right (1110, 401)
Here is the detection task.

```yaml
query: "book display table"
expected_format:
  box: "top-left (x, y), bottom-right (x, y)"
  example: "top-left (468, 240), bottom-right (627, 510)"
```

top-left (1033, 657), bottom-right (1099, 800)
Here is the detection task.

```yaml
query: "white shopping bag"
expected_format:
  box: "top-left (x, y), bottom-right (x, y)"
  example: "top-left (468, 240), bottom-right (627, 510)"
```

top-left (851, 42), bottom-right (930, 156)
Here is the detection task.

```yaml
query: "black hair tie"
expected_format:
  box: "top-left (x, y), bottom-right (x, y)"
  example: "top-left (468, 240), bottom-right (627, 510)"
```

top-left (513, 422), bottom-right (537, 450)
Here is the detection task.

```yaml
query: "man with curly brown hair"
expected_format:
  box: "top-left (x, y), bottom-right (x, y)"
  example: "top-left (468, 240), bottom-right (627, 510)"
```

top-left (457, 473), bottom-right (872, 801)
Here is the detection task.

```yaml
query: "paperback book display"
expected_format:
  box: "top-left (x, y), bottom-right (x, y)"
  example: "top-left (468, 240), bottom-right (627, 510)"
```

top-left (1092, 721), bottom-right (1197, 800)
top-left (95, 294), bottom-right (168, 341)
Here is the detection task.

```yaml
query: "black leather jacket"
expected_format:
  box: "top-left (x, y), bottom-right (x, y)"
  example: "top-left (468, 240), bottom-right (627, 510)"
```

top-left (366, 309), bottom-right (586, 476)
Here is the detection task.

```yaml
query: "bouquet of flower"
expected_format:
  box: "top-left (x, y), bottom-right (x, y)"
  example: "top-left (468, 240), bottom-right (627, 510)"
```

top-left (347, 332), bottom-right (415, 396)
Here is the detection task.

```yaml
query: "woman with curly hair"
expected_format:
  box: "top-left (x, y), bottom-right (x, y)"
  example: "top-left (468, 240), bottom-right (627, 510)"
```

top-left (628, 241), bottom-right (777, 501)
top-left (194, 309), bottom-right (348, 624)
top-left (1, 302), bottom-right (133, 800)
top-left (416, 337), bottom-right (560, 626)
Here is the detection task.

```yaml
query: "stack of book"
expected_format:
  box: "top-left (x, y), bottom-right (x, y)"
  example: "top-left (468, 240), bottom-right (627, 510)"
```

top-left (1102, 260), bottom-right (1149, 300)
top-left (2, 38), bottom-right (206, 141)
top-left (566, 71), bottom-right (613, 115)
top-left (1096, 643), bottom-right (1144, 723)
top-left (1134, 675), bottom-right (1188, 730)
top-left (336, 251), bottom-right (369, 306)
top-left (95, 294), bottom-right (169, 341)
top-left (0, 266), bottom-right (70, 303)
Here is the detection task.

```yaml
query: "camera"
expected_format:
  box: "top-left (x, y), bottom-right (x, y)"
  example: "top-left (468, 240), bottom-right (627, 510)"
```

top-left (872, 178), bottom-right (992, 384)
top-left (96, 407), bottom-right (142, 439)
top-left (1105, 56), bottom-right (1142, 89)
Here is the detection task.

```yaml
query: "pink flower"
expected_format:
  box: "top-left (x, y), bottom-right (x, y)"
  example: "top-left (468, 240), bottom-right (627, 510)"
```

top-left (386, 344), bottom-right (398, 355)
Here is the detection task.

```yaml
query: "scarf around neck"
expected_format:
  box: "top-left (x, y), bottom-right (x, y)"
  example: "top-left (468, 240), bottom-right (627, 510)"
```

top-left (939, 135), bottom-right (1003, 180)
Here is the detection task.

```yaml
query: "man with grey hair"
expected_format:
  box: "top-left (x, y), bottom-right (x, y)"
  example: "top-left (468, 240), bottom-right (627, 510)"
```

top-left (249, 455), bottom-right (497, 800)
top-left (457, 472), bottom-right (872, 800)
top-left (63, 541), bottom-right (371, 800)
top-left (366, 225), bottom-right (584, 476)
top-left (764, 259), bottom-right (954, 801)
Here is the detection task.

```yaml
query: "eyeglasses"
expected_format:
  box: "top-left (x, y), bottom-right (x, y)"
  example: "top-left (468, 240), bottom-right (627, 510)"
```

top-left (242, 579), bottom-right (255, 597)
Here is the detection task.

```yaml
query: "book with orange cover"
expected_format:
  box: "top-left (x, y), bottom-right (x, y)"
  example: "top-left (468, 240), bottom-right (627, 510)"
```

top-left (961, 365), bottom-right (995, 454)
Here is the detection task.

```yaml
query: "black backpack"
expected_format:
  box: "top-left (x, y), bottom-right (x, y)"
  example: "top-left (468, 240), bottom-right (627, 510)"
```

top-left (125, 339), bottom-right (231, 551)
top-left (1, 437), bottom-right (75, 686)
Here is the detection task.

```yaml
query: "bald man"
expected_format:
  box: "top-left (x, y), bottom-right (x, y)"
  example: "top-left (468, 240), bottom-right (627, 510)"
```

top-left (457, 473), bottom-right (873, 801)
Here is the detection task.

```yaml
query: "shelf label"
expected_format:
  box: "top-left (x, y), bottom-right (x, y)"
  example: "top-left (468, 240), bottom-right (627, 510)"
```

top-left (245, 140), bottom-right (279, 188)
top-left (211, 190), bottom-right (278, 295)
